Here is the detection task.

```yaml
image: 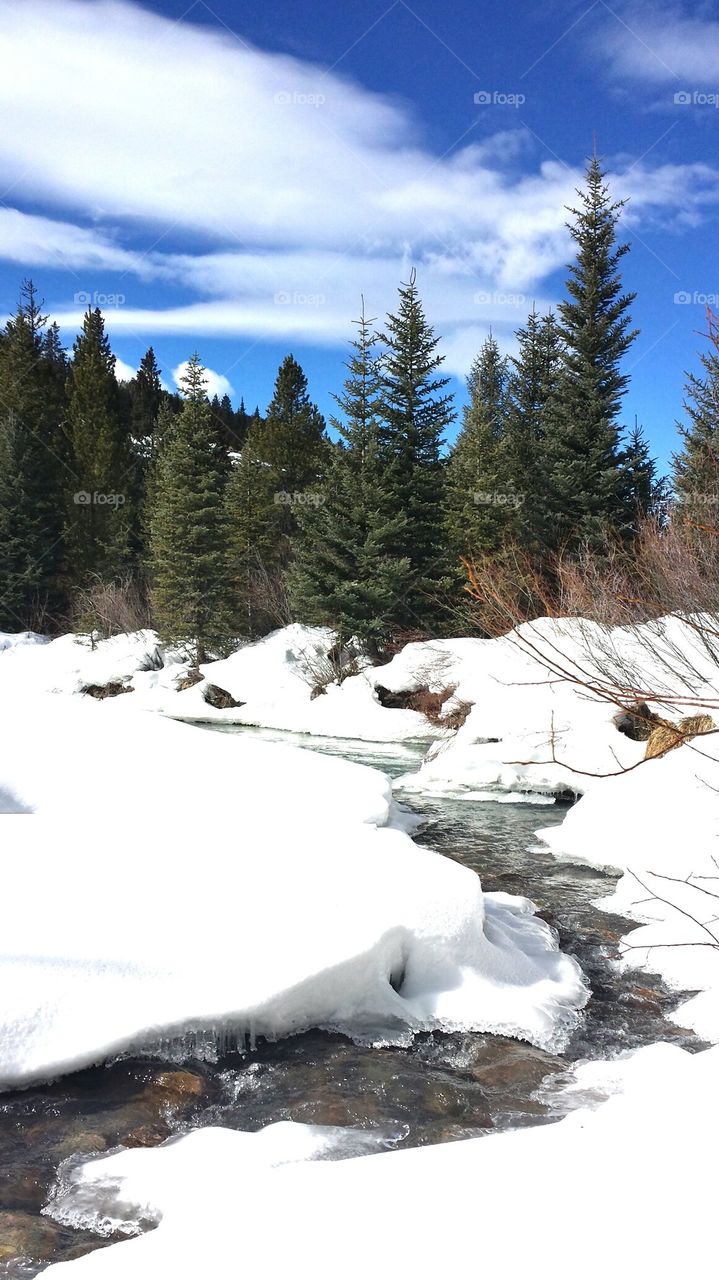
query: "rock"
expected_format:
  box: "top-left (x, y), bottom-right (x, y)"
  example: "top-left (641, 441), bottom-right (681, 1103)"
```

top-left (52, 1130), bottom-right (108, 1160)
top-left (202, 683), bottom-right (243, 710)
top-left (0, 1167), bottom-right (47, 1212)
top-left (80, 682), bottom-right (133, 699)
top-left (614, 701), bottom-right (664, 742)
top-left (0, 1211), bottom-right (61, 1264)
top-left (123, 1124), bottom-right (168, 1148)
top-left (151, 1069), bottom-right (205, 1100)
top-left (175, 669), bottom-right (203, 692)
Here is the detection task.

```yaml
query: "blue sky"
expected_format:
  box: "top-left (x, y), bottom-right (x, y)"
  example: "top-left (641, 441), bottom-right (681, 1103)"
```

top-left (1, 0), bottom-right (718, 470)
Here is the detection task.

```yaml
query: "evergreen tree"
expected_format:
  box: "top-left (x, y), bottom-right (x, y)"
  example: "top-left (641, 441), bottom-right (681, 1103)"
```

top-left (65, 308), bottom-right (131, 582)
top-left (0, 281), bottom-right (68, 629)
top-left (126, 347), bottom-right (163, 562)
top-left (149, 354), bottom-right (231, 662)
top-left (130, 347), bottom-right (162, 457)
top-left (545, 156), bottom-right (639, 551)
top-left (672, 318), bottom-right (719, 526)
top-left (224, 429), bottom-right (284, 638)
top-left (289, 304), bottom-right (412, 648)
top-left (252, 355), bottom-right (327, 518)
top-left (445, 334), bottom-right (509, 561)
top-left (376, 270), bottom-right (454, 628)
top-left (505, 309), bottom-right (564, 549)
top-left (622, 421), bottom-right (661, 531)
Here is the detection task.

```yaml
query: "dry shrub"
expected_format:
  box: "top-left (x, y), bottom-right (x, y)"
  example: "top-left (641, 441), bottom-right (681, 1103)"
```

top-left (375, 683), bottom-right (471, 728)
top-left (72, 575), bottom-right (153, 639)
top-left (462, 517), bottom-right (719, 638)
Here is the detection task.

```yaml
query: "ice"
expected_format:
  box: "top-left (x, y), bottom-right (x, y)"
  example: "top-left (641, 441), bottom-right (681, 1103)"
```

top-left (39, 1043), bottom-right (719, 1278)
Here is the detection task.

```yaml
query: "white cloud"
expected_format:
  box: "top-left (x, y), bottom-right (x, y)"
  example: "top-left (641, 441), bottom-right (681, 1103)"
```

top-left (0, 208), bottom-right (162, 278)
top-left (113, 356), bottom-right (136, 383)
top-left (594, 3), bottom-right (719, 84)
top-left (1, 0), bottom-right (718, 381)
top-left (172, 360), bottom-right (234, 401)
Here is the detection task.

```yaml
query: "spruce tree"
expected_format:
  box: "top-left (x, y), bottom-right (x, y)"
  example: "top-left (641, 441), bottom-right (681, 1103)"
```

top-left (224, 425), bottom-right (285, 638)
top-left (0, 282), bottom-right (68, 629)
top-left (377, 270), bottom-right (454, 628)
top-left (505, 309), bottom-right (564, 549)
top-left (289, 304), bottom-right (412, 648)
top-left (622, 422), bottom-right (661, 531)
top-left (672, 320), bottom-right (719, 526)
top-left (445, 334), bottom-right (509, 561)
top-left (545, 156), bottom-right (639, 551)
top-left (65, 308), bottom-right (131, 582)
top-left (130, 347), bottom-right (162, 457)
top-left (150, 354), bottom-right (231, 662)
top-left (126, 347), bottom-right (163, 562)
top-left (252, 355), bottom-right (327, 512)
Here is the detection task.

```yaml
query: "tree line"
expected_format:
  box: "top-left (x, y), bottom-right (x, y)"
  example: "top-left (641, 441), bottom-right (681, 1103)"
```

top-left (0, 157), bottom-right (715, 657)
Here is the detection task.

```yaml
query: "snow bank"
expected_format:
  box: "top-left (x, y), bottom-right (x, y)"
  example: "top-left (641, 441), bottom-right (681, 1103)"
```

top-left (0, 694), bottom-right (587, 1089)
top-left (538, 738), bottom-right (719, 1041)
top-left (0, 625), bottom-right (439, 741)
top-left (387, 621), bottom-right (646, 800)
top-left (41, 1041), bottom-right (719, 1279)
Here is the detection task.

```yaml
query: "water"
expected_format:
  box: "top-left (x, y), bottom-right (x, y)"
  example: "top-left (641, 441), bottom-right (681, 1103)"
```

top-left (0, 727), bottom-right (703, 1275)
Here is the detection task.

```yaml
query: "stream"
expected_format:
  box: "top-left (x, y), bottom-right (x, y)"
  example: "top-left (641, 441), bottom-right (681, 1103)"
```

top-left (0, 727), bottom-right (704, 1276)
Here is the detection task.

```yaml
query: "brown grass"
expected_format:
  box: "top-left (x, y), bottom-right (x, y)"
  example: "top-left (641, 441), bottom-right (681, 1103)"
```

top-left (644, 713), bottom-right (716, 759)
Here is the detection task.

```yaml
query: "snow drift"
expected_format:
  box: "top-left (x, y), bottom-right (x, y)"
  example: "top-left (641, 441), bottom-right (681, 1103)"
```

top-left (0, 694), bottom-right (587, 1089)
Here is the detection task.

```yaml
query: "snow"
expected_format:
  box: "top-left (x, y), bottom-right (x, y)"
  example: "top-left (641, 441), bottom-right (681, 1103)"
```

top-left (538, 736), bottom-right (719, 1041)
top-left (1, 616), bottom-right (718, 1274)
top-left (39, 1040), bottom-right (719, 1279)
top-left (0, 692), bottom-right (587, 1090)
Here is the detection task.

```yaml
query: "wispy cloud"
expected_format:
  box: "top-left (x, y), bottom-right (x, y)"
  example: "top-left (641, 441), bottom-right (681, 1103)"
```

top-left (1, 0), bottom-right (718, 379)
top-left (594, 2), bottom-right (719, 85)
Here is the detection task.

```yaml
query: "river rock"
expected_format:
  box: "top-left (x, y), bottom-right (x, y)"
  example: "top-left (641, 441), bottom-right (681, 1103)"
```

top-left (0, 1210), bottom-right (61, 1263)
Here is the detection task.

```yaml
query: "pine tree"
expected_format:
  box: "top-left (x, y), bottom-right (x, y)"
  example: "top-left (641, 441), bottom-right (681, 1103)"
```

top-left (505, 309), bottom-right (564, 549)
top-left (445, 333), bottom-right (509, 561)
top-left (545, 156), bottom-right (639, 551)
top-left (288, 304), bottom-right (412, 648)
top-left (149, 354), bottom-right (232, 662)
top-left (0, 282), bottom-right (68, 629)
top-left (672, 317), bottom-right (719, 526)
top-left (65, 308), bottom-right (131, 582)
top-left (376, 270), bottom-right (454, 628)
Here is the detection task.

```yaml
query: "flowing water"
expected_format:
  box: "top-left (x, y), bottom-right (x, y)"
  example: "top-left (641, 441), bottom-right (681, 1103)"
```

top-left (0, 727), bottom-right (703, 1276)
